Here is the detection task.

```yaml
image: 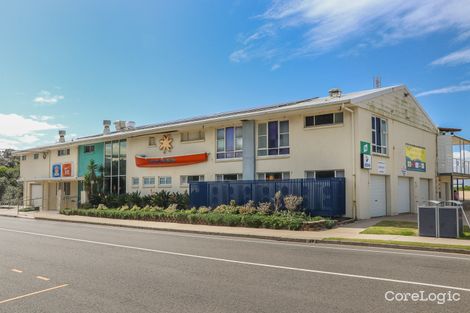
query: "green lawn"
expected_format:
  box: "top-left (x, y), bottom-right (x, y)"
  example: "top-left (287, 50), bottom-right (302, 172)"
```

top-left (324, 237), bottom-right (470, 251)
top-left (360, 220), bottom-right (470, 239)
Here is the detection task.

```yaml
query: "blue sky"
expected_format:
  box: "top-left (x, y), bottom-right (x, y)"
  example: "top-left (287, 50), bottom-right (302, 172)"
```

top-left (1, 0), bottom-right (470, 152)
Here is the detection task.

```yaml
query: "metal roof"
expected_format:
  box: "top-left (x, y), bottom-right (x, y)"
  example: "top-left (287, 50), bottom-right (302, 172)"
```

top-left (13, 85), bottom-right (403, 154)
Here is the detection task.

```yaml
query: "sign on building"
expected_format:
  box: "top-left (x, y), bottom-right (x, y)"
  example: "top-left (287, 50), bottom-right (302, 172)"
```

top-left (52, 164), bottom-right (61, 178)
top-left (360, 141), bottom-right (372, 169)
top-left (62, 163), bottom-right (72, 177)
top-left (405, 144), bottom-right (426, 172)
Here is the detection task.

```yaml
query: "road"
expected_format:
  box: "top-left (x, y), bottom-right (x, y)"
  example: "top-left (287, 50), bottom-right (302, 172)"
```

top-left (0, 216), bottom-right (469, 313)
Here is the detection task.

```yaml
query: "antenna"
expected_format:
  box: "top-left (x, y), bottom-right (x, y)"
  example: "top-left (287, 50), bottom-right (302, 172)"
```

top-left (373, 76), bottom-right (382, 88)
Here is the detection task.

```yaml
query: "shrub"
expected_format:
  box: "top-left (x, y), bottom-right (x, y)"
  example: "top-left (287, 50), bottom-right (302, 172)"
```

top-left (197, 206), bottom-right (210, 214)
top-left (130, 205), bottom-right (141, 211)
top-left (257, 202), bottom-right (272, 215)
top-left (119, 205), bottom-right (130, 211)
top-left (213, 204), bottom-right (238, 214)
top-left (165, 203), bottom-right (178, 213)
top-left (239, 201), bottom-right (257, 215)
top-left (97, 204), bottom-right (108, 210)
top-left (283, 195), bottom-right (303, 212)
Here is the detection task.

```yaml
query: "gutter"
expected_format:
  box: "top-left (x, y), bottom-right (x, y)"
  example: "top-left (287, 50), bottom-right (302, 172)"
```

top-left (341, 103), bottom-right (357, 220)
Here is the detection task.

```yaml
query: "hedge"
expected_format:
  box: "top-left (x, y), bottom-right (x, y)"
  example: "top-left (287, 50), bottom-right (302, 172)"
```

top-left (60, 208), bottom-right (335, 231)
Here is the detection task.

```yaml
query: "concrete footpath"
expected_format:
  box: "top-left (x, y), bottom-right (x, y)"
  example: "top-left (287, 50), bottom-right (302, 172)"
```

top-left (2, 209), bottom-right (470, 252)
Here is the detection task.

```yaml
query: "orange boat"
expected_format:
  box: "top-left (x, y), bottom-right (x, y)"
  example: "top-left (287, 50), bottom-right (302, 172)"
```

top-left (135, 153), bottom-right (209, 167)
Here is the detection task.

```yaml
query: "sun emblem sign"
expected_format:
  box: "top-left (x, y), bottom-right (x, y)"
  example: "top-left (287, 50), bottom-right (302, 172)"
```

top-left (159, 134), bottom-right (173, 153)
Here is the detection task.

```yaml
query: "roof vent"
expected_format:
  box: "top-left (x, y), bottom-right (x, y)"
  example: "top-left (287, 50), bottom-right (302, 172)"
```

top-left (328, 88), bottom-right (342, 98)
top-left (114, 120), bottom-right (126, 131)
top-left (58, 130), bottom-right (66, 143)
top-left (126, 121), bottom-right (136, 130)
top-left (103, 120), bottom-right (111, 134)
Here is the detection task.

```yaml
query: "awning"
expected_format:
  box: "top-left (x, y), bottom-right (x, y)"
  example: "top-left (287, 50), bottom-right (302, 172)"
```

top-left (19, 177), bottom-right (84, 183)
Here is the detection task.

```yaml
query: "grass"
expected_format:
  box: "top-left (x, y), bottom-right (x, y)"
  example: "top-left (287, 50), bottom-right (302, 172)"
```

top-left (324, 237), bottom-right (470, 251)
top-left (360, 220), bottom-right (470, 239)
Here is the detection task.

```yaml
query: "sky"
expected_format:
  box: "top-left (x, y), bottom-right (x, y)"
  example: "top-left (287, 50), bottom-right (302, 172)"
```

top-left (1, 0), bottom-right (470, 156)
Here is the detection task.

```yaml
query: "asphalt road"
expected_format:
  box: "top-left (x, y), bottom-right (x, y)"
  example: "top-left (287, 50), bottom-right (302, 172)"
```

top-left (0, 217), bottom-right (470, 313)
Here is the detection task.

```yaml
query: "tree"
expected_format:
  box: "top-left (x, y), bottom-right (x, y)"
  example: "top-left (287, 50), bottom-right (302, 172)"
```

top-left (0, 150), bottom-right (22, 203)
top-left (84, 160), bottom-right (98, 195)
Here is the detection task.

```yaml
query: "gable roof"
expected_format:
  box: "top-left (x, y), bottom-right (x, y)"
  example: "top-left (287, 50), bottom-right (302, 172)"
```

top-left (15, 84), bottom-right (427, 154)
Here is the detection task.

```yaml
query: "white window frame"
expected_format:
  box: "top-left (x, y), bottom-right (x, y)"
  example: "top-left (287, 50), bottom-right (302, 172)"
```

top-left (257, 172), bottom-right (290, 180)
top-left (131, 177), bottom-right (140, 187)
top-left (148, 137), bottom-right (156, 147)
top-left (216, 126), bottom-right (243, 159)
top-left (33, 153), bottom-right (39, 160)
top-left (158, 176), bottom-right (172, 187)
top-left (304, 112), bottom-right (343, 128)
top-left (84, 145), bottom-right (95, 153)
top-left (215, 174), bottom-right (243, 181)
top-left (305, 170), bottom-right (345, 178)
top-left (180, 130), bottom-right (205, 143)
top-left (257, 120), bottom-right (290, 157)
top-left (143, 176), bottom-right (156, 188)
top-left (180, 175), bottom-right (204, 186)
top-left (372, 116), bottom-right (388, 155)
top-left (58, 148), bottom-right (70, 157)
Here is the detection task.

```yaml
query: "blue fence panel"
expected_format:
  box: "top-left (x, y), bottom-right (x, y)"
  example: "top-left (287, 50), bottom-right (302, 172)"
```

top-left (189, 178), bottom-right (345, 216)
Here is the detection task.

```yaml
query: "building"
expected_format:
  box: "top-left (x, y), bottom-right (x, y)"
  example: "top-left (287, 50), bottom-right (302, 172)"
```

top-left (17, 85), bottom-right (457, 219)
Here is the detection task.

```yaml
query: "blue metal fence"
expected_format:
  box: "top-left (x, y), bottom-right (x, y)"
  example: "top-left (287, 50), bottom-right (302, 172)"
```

top-left (189, 178), bottom-right (345, 216)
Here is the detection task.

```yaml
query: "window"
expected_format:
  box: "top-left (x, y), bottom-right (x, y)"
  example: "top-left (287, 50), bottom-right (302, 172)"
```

top-left (63, 182), bottom-right (71, 196)
top-left (257, 121), bottom-right (289, 156)
top-left (104, 140), bottom-right (127, 194)
top-left (84, 145), bottom-right (95, 153)
top-left (305, 112), bottom-right (343, 127)
top-left (257, 172), bottom-right (290, 181)
top-left (215, 174), bottom-right (242, 181)
top-left (372, 116), bottom-right (388, 154)
top-left (180, 175), bottom-right (204, 185)
top-left (181, 130), bottom-right (205, 142)
top-left (305, 170), bottom-right (344, 179)
top-left (148, 137), bottom-right (156, 146)
top-left (216, 127), bottom-right (243, 159)
top-left (58, 148), bottom-right (70, 156)
top-left (131, 177), bottom-right (140, 187)
top-left (21, 155), bottom-right (26, 161)
top-left (158, 176), bottom-right (172, 186)
top-left (33, 153), bottom-right (39, 160)
top-left (143, 177), bottom-right (155, 187)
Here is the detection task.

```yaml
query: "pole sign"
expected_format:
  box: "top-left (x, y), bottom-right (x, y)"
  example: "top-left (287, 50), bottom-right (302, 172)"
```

top-left (360, 141), bottom-right (372, 169)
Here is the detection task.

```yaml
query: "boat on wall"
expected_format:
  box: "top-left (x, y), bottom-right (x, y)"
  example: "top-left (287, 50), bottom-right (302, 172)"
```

top-left (135, 153), bottom-right (209, 167)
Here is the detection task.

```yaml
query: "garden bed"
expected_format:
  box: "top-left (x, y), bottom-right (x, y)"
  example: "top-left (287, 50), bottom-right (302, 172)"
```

top-left (60, 207), bottom-right (336, 231)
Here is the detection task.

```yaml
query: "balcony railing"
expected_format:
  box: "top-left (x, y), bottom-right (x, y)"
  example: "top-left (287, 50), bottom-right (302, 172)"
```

top-left (453, 158), bottom-right (470, 174)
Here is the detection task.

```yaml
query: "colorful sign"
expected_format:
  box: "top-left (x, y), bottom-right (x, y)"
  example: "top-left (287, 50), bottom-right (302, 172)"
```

top-left (406, 144), bottom-right (426, 172)
top-left (62, 163), bottom-right (72, 177)
top-left (360, 141), bottom-right (371, 155)
top-left (52, 164), bottom-right (61, 178)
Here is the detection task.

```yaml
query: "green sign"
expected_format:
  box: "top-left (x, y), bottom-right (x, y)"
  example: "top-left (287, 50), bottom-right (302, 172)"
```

top-left (360, 141), bottom-right (371, 155)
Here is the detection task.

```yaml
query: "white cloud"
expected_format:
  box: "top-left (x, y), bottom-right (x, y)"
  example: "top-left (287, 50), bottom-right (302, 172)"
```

top-left (232, 0), bottom-right (470, 65)
top-left (33, 90), bottom-right (64, 105)
top-left (453, 151), bottom-right (470, 161)
top-left (431, 47), bottom-right (470, 66)
top-left (0, 114), bottom-right (64, 149)
top-left (29, 115), bottom-right (55, 121)
top-left (416, 82), bottom-right (470, 97)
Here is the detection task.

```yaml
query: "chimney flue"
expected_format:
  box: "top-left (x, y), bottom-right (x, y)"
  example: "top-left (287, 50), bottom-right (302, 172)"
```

top-left (58, 130), bottom-right (66, 143)
top-left (103, 120), bottom-right (111, 134)
top-left (328, 88), bottom-right (342, 98)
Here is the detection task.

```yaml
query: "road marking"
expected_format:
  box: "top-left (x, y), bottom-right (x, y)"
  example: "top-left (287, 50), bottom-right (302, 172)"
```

top-left (30, 218), bottom-right (470, 261)
top-left (11, 269), bottom-right (22, 273)
top-left (0, 284), bottom-right (68, 305)
top-left (1, 227), bottom-right (470, 292)
top-left (36, 276), bottom-right (50, 281)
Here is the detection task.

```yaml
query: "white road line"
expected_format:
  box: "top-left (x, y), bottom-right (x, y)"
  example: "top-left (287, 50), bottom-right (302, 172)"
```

top-left (28, 219), bottom-right (470, 261)
top-left (36, 276), bottom-right (50, 281)
top-left (11, 269), bottom-right (22, 273)
top-left (0, 284), bottom-right (68, 305)
top-left (1, 227), bottom-right (470, 292)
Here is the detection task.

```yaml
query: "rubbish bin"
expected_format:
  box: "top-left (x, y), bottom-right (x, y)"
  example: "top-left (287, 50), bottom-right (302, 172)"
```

top-left (418, 201), bottom-right (440, 237)
top-left (438, 201), bottom-right (464, 238)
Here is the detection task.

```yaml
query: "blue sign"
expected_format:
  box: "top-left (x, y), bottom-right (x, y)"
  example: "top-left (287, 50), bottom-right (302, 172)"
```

top-left (52, 164), bottom-right (61, 178)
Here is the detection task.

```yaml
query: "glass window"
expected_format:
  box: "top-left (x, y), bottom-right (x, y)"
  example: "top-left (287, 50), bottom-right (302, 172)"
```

top-left (181, 130), bottom-right (204, 142)
top-left (63, 182), bottom-right (71, 196)
top-left (180, 175), bottom-right (204, 185)
top-left (305, 170), bottom-right (344, 178)
top-left (143, 177), bottom-right (155, 187)
top-left (21, 155), bottom-right (27, 161)
top-left (215, 174), bottom-right (242, 181)
top-left (148, 137), bottom-right (156, 146)
top-left (158, 176), bottom-right (172, 186)
top-left (33, 153), bottom-right (39, 160)
top-left (372, 116), bottom-right (388, 154)
top-left (84, 145), bottom-right (95, 153)
top-left (305, 112), bottom-right (343, 127)
top-left (258, 121), bottom-right (289, 156)
top-left (104, 140), bottom-right (127, 195)
top-left (132, 177), bottom-right (140, 186)
top-left (57, 149), bottom-right (70, 156)
top-left (216, 126), bottom-right (243, 159)
top-left (257, 172), bottom-right (290, 181)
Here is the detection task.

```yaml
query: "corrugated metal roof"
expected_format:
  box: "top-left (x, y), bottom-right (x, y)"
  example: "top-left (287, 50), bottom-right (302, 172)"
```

top-left (14, 85), bottom-right (403, 154)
